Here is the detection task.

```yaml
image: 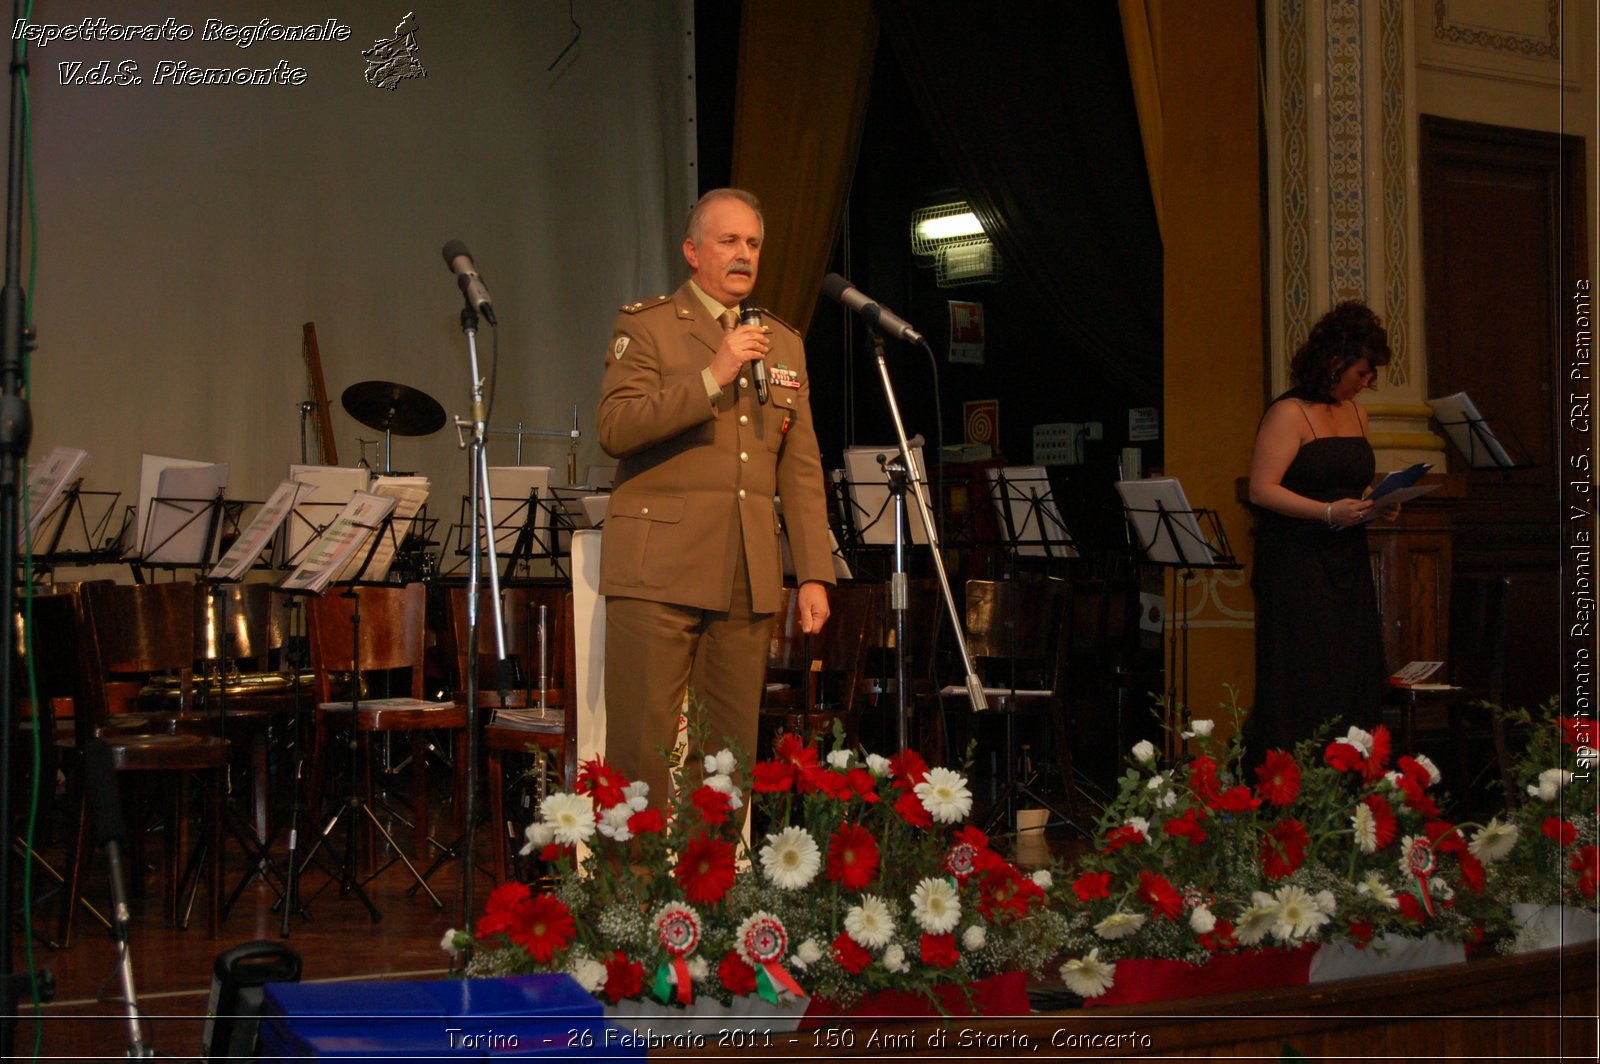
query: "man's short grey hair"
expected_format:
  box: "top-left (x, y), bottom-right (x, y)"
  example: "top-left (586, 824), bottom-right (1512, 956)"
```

top-left (685, 188), bottom-right (764, 243)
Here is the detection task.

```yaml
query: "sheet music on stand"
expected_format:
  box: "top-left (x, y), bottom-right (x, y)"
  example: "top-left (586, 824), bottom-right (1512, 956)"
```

top-left (208, 479), bottom-right (308, 582)
top-left (279, 491), bottom-right (398, 594)
top-left (1425, 392), bottom-right (1527, 470)
top-left (333, 475), bottom-right (429, 583)
top-left (986, 465), bottom-right (1078, 559)
top-left (841, 444), bottom-right (932, 546)
top-left (22, 445), bottom-right (89, 547)
top-left (140, 463), bottom-right (232, 566)
top-left (285, 465), bottom-right (370, 561)
top-left (486, 465), bottom-right (556, 569)
top-left (1114, 477), bottom-right (1235, 569)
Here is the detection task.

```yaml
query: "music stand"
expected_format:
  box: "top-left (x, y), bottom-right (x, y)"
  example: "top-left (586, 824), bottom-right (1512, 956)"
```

top-left (1115, 477), bottom-right (1241, 758)
top-left (1425, 392), bottom-right (1534, 471)
top-left (984, 466), bottom-right (1079, 564)
top-left (24, 482), bottom-right (126, 574)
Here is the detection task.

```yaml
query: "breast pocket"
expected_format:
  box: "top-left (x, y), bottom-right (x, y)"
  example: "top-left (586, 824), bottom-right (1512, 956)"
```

top-left (764, 390), bottom-right (799, 452)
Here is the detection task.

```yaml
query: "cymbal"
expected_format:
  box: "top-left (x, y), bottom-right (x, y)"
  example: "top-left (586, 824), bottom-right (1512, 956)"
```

top-left (340, 380), bottom-right (446, 436)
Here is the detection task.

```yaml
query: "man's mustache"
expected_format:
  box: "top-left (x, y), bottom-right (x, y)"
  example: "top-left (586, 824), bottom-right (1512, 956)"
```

top-left (726, 262), bottom-right (753, 276)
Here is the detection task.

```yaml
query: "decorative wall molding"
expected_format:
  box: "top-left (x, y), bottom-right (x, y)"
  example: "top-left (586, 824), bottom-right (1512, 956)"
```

top-left (1278, 0), bottom-right (1312, 370)
top-left (1325, 1), bottom-right (1369, 305)
top-left (1380, 0), bottom-right (1412, 386)
top-left (1415, 0), bottom-right (1576, 88)
top-left (1176, 568), bottom-right (1255, 631)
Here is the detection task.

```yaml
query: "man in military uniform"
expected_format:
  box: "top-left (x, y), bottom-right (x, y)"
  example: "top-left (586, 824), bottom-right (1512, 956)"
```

top-left (597, 188), bottom-right (835, 802)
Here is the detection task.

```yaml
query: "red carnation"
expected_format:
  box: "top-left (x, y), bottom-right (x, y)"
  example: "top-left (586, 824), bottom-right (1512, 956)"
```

top-left (1543, 817), bottom-right (1579, 847)
top-left (674, 833), bottom-right (737, 904)
top-left (1571, 845), bottom-right (1600, 897)
top-left (751, 759), bottom-right (794, 793)
top-left (1073, 871), bottom-right (1112, 902)
top-left (1213, 785), bottom-right (1263, 814)
top-left (1346, 919), bottom-right (1374, 947)
top-left (888, 748), bottom-right (929, 788)
top-left (1187, 755), bottom-right (1222, 803)
top-left (1162, 807), bottom-right (1209, 847)
top-left (1560, 716), bottom-right (1591, 750)
top-left (955, 825), bottom-right (991, 850)
top-left (1457, 851), bottom-right (1486, 894)
top-left (845, 767), bottom-right (881, 802)
top-left (1254, 749), bottom-right (1302, 805)
top-left (1324, 740), bottom-right (1364, 773)
top-left (690, 784), bottom-right (732, 825)
top-left (893, 789), bottom-right (933, 828)
top-left (920, 932), bottom-right (959, 969)
top-left (1425, 820), bottom-right (1466, 856)
top-left (1260, 817), bottom-right (1309, 879)
top-left (1396, 892), bottom-right (1426, 924)
top-left (628, 807), bottom-right (665, 835)
top-left (831, 931), bottom-right (872, 974)
top-left (1198, 919), bottom-right (1237, 953)
top-left (1102, 825), bottom-right (1146, 853)
top-left (717, 950), bottom-right (758, 995)
top-left (808, 768), bottom-right (852, 799)
top-left (1360, 794), bottom-right (1398, 849)
top-left (602, 951), bottom-right (645, 1003)
top-left (1396, 774), bottom-right (1440, 818)
top-left (1137, 870), bottom-right (1183, 920)
top-left (539, 842), bottom-right (575, 864)
top-left (577, 756), bottom-right (630, 809)
top-left (824, 823), bottom-right (881, 890)
top-left (509, 893), bottom-right (576, 962)
top-left (477, 881), bottom-right (531, 940)
top-left (978, 864), bottom-right (1044, 924)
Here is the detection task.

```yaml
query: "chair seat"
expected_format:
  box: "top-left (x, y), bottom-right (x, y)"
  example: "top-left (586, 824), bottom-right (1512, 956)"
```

top-left (485, 718), bottom-right (565, 754)
top-left (316, 698), bottom-right (465, 731)
top-left (104, 733), bottom-right (231, 772)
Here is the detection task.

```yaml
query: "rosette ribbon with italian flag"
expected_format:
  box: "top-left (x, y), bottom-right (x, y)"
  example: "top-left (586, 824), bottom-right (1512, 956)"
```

top-left (736, 912), bottom-right (805, 1004)
top-left (1404, 836), bottom-right (1438, 916)
top-left (651, 903), bottom-right (701, 1006)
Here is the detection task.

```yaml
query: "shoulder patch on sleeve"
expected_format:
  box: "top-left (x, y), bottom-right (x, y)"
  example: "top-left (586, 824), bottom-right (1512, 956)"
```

top-left (618, 294), bottom-right (672, 314)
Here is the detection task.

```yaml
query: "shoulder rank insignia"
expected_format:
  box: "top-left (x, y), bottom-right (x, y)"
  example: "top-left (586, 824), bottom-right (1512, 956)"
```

top-left (619, 294), bottom-right (671, 315)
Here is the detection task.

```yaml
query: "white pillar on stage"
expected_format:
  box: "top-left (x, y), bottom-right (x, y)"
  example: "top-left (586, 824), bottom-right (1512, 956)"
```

top-left (570, 529), bottom-right (607, 769)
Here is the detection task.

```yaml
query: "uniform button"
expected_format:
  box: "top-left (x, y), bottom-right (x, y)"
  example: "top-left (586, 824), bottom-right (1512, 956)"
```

top-left (738, 489), bottom-right (747, 499)
top-left (738, 377), bottom-right (749, 388)
top-left (640, 507), bottom-right (649, 515)
top-left (739, 414), bottom-right (749, 425)
top-left (739, 451), bottom-right (748, 462)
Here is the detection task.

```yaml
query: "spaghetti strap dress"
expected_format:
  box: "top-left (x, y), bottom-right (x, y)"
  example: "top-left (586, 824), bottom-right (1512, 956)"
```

top-left (1249, 429), bottom-right (1386, 753)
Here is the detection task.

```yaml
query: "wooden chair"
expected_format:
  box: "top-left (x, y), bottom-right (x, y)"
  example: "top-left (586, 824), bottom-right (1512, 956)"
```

top-left (58, 581), bottom-right (231, 945)
top-left (443, 583), bottom-right (576, 883)
top-left (759, 582), bottom-right (875, 755)
top-left (305, 583), bottom-right (465, 868)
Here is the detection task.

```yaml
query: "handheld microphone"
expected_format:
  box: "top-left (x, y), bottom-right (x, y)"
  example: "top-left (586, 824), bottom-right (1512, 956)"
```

top-left (820, 273), bottom-right (924, 344)
top-left (739, 306), bottom-right (768, 403)
top-left (441, 240), bottom-right (497, 325)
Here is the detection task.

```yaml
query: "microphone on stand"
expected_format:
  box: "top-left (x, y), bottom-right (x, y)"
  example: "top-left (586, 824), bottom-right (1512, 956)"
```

top-left (441, 240), bottom-right (497, 325)
top-left (85, 739), bottom-right (153, 1058)
top-left (739, 306), bottom-right (769, 404)
top-left (820, 273), bottom-right (924, 344)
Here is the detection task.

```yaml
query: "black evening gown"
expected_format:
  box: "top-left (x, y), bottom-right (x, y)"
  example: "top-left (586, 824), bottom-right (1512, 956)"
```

top-left (1250, 434), bottom-right (1386, 753)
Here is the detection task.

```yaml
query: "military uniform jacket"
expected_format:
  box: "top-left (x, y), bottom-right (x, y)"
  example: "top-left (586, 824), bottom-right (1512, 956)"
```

top-left (596, 281), bottom-right (835, 614)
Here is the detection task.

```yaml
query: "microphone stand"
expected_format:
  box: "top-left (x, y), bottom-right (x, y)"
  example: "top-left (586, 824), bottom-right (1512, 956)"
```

top-left (455, 305), bottom-right (512, 936)
top-left (865, 329), bottom-right (987, 749)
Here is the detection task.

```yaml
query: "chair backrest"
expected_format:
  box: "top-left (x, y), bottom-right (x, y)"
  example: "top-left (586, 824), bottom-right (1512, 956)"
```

top-left (444, 582), bottom-right (572, 701)
top-left (86, 581), bottom-right (199, 675)
top-left (196, 581), bottom-right (283, 670)
top-left (306, 583), bottom-right (427, 702)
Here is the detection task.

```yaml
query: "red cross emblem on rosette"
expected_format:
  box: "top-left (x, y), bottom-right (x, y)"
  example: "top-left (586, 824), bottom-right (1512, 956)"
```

top-left (735, 912), bottom-right (805, 1004)
top-left (1401, 835), bottom-right (1439, 917)
top-left (651, 902), bottom-right (702, 1006)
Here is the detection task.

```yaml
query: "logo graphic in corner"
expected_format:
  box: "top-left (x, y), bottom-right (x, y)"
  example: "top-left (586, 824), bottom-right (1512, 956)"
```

top-left (363, 12), bottom-right (426, 90)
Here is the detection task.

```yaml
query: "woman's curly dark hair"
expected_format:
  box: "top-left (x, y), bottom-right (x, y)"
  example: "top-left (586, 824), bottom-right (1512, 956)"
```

top-left (1288, 301), bottom-right (1392, 402)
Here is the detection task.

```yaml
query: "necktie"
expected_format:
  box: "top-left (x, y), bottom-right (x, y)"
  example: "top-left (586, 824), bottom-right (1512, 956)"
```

top-left (719, 308), bottom-right (739, 332)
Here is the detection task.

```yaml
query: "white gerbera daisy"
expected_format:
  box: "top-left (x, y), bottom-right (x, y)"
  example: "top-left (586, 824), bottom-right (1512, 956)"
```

top-left (1188, 906), bottom-right (1216, 934)
top-left (1059, 948), bottom-right (1116, 998)
top-left (826, 749), bottom-right (852, 770)
top-left (1357, 871), bottom-right (1401, 910)
top-left (1469, 817), bottom-right (1519, 863)
top-left (866, 753), bottom-right (892, 777)
top-left (915, 768), bottom-right (974, 824)
top-left (882, 943), bottom-right (910, 973)
top-left (540, 792), bottom-right (596, 845)
top-left (1235, 893), bottom-right (1278, 946)
top-left (844, 895), bottom-right (895, 948)
top-left (1093, 910), bottom-right (1147, 940)
top-left (519, 820), bottom-right (555, 855)
top-left (910, 877), bottom-right (961, 933)
top-left (596, 803), bottom-right (634, 842)
top-left (759, 826), bottom-right (821, 890)
top-left (1132, 740), bottom-right (1156, 763)
top-left (1351, 802), bottom-right (1378, 854)
top-left (703, 749), bottom-right (737, 777)
top-left (1270, 885), bottom-right (1328, 941)
top-left (962, 925), bottom-right (987, 951)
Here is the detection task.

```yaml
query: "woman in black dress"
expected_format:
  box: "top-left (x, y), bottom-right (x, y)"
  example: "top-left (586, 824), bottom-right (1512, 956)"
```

top-left (1247, 301), bottom-right (1398, 753)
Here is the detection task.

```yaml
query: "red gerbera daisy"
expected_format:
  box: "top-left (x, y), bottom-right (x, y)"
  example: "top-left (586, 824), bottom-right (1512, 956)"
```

top-left (674, 833), bottom-right (737, 904)
top-left (1361, 794), bottom-right (1398, 848)
top-left (920, 933), bottom-right (959, 969)
top-left (825, 823), bottom-right (881, 890)
top-left (1253, 749), bottom-right (1301, 805)
top-left (1137, 870), bottom-right (1184, 920)
top-left (576, 756), bottom-right (629, 809)
top-left (1073, 871), bottom-right (1112, 902)
top-left (893, 789), bottom-right (933, 828)
top-left (775, 733), bottom-right (820, 777)
top-left (602, 952), bottom-right (645, 1004)
top-left (717, 950), bottom-right (757, 995)
top-left (508, 893), bottom-right (576, 962)
top-left (1543, 817), bottom-right (1579, 847)
top-left (888, 748), bottom-right (930, 789)
top-left (1361, 725), bottom-right (1394, 781)
top-left (476, 881), bottom-right (531, 939)
top-left (690, 785), bottom-right (732, 825)
top-left (831, 931), bottom-right (872, 974)
top-left (1260, 817), bottom-right (1309, 879)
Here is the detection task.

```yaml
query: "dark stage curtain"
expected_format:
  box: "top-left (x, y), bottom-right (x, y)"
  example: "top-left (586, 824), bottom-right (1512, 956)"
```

top-left (878, 0), bottom-right (1164, 402)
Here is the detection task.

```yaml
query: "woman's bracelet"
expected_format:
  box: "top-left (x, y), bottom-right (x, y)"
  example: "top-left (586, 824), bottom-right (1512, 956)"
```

top-left (1325, 502), bottom-right (1334, 528)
